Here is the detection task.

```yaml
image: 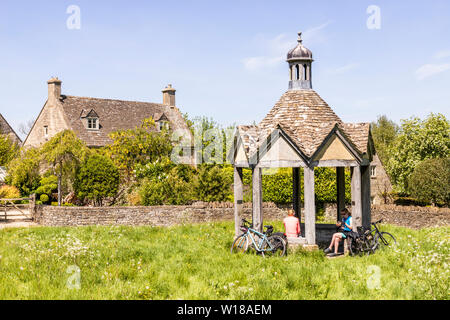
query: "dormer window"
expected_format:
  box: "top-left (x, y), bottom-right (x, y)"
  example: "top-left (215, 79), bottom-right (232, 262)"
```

top-left (158, 120), bottom-right (169, 131)
top-left (80, 109), bottom-right (100, 131)
top-left (154, 112), bottom-right (170, 132)
top-left (87, 118), bottom-right (98, 130)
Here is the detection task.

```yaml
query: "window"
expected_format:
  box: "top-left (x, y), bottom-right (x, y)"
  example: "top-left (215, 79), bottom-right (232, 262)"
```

top-left (44, 126), bottom-right (48, 137)
top-left (370, 165), bottom-right (377, 178)
top-left (158, 121), bottom-right (169, 131)
top-left (87, 118), bottom-right (98, 130)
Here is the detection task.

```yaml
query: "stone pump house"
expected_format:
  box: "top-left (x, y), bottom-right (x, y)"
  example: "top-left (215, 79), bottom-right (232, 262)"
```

top-left (230, 32), bottom-right (375, 247)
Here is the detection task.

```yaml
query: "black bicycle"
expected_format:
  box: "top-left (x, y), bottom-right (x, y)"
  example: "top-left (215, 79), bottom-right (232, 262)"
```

top-left (370, 219), bottom-right (397, 251)
top-left (348, 219), bottom-right (396, 256)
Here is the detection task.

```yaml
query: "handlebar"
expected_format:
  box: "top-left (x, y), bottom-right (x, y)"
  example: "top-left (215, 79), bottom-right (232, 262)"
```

top-left (372, 219), bottom-right (383, 225)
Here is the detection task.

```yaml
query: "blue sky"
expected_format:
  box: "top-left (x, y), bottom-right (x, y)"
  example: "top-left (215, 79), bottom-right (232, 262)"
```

top-left (1, 0), bottom-right (449, 139)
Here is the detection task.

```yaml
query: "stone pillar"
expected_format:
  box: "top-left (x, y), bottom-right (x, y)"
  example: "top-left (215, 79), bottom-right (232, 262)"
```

top-left (361, 165), bottom-right (371, 228)
top-left (234, 167), bottom-right (244, 237)
top-left (303, 167), bottom-right (316, 244)
top-left (351, 166), bottom-right (362, 230)
top-left (336, 167), bottom-right (345, 221)
top-left (292, 167), bottom-right (300, 220)
top-left (252, 167), bottom-right (263, 233)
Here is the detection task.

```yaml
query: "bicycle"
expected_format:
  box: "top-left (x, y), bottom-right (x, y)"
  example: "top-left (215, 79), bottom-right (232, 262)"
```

top-left (370, 219), bottom-right (397, 251)
top-left (231, 219), bottom-right (287, 257)
top-left (347, 219), bottom-right (396, 256)
top-left (347, 227), bottom-right (375, 256)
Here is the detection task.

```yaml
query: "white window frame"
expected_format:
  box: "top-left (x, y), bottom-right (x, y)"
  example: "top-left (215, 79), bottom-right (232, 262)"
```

top-left (370, 165), bottom-right (377, 178)
top-left (87, 118), bottom-right (98, 130)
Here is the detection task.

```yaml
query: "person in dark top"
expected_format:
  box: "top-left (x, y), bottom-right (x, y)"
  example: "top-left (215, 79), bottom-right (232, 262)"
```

top-left (324, 208), bottom-right (353, 257)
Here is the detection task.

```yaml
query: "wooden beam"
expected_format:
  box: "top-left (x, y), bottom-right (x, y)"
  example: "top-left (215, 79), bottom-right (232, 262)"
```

top-left (256, 160), bottom-right (306, 168)
top-left (361, 165), bottom-right (372, 228)
top-left (252, 167), bottom-right (263, 233)
top-left (234, 167), bottom-right (244, 237)
top-left (293, 167), bottom-right (300, 219)
top-left (336, 167), bottom-right (345, 221)
top-left (311, 160), bottom-right (359, 167)
top-left (304, 167), bottom-right (316, 244)
top-left (351, 166), bottom-right (362, 230)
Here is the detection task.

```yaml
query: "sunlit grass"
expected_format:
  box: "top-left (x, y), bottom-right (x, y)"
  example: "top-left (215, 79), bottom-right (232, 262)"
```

top-left (0, 222), bottom-right (448, 300)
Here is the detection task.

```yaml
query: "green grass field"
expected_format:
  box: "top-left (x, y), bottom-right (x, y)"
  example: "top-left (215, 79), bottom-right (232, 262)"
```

top-left (0, 221), bottom-right (448, 300)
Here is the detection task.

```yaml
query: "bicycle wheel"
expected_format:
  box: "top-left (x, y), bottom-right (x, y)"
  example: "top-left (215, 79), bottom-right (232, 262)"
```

top-left (374, 232), bottom-right (396, 249)
top-left (231, 234), bottom-right (248, 254)
top-left (347, 237), bottom-right (358, 256)
top-left (261, 235), bottom-right (286, 257)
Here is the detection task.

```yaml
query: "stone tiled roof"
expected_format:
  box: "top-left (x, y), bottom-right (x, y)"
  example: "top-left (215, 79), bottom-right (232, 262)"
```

top-left (259, 90), bottom-right (342, 157)
top-left (0, 113), bottom-right (22, 144)
top-left (341, 123), bottom-right (371, 154)
top-left (235, 90), bottom-right (372, 162)
top-left (237, 125), bottom-right (262, 156)
top-left (60, 95), bottom-right (190, 147)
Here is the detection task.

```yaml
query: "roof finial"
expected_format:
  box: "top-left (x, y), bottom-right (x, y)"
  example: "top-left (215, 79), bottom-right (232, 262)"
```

top-left (297, 31), bottom-right (303, 44)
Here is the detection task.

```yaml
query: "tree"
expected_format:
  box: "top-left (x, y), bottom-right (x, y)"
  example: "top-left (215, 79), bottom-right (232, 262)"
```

top-left (5, 147), bottom-right (41, 196)
top-left (108, 117), bottom-right (173, 179)
top-left (408, 158), bottom-right (450, 206)
top-left (387, 113), bottom-right (449, 192)
top-left (41, 130), bottom-right (87, 205)
top-left (0, 134), bottom-right (19, 167)
top-left (74, 154), bottom-right (120, 206)
top-left (17, 118), bottom-right (35, 137)
top-left (371, 115), bottom-right (399, 165)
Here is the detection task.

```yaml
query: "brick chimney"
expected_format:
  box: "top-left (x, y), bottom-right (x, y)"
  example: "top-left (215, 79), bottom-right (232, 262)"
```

top-left (162, 84), bottom-right (176, 107)
top-left (47, 77), bottom-right (62, 104)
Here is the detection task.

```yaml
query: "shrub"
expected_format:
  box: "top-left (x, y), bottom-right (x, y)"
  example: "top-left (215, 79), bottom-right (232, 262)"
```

top-left (193, 165), bottom-right (232, 202)
top-left (262, 168), bottom-right (294, 204)
top-left (139, 167), bottom-right (193, 205)
top-left (39, 194), bottom-right (49, 204)
top-left (74, 154), bottom-right (120, 206)
top-left (35, 175), bottom-right (58, 201)
top-left (408, 158), bottom-right (450, 206)
top-left (0, 185), bottom-right (20, 199)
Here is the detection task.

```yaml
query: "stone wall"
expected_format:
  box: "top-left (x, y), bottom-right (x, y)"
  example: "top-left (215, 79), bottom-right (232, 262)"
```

top-left (33, 201), bottom-right (449, 234)
top-left (33, 202), bottom-right (290, 227)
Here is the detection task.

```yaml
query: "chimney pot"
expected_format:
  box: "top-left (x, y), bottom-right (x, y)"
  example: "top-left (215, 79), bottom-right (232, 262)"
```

top-left (47, 77), bottom-right (62, 104)
top-left (162, 84), bottom-right (176, 107)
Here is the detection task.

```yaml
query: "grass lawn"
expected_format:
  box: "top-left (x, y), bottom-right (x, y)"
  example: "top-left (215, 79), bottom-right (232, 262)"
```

top-left (0, 221), bottom-right (448, 300)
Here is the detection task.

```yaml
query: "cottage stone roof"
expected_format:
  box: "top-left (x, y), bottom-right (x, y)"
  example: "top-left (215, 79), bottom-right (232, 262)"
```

top-left (235, 89), bottom-right (372, 162)
top-left (0, 113), bottom-right (22, 145)
top-left (60, 95), bottom-right (190, 147)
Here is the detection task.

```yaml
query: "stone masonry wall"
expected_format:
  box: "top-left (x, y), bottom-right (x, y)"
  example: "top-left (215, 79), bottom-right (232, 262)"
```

top-left (33, 202), bottom-right (290, 227)
top-left (34, 202), bottom-right (449, 231)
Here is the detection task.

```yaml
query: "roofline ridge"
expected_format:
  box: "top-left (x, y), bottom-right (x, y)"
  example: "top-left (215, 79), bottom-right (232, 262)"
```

top-left (63, 95), bottom-right (166, 106)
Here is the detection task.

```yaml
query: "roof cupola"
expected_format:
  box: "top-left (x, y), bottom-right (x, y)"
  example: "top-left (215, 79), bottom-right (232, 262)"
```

top-left (287, 32), bottom-right (313, 90)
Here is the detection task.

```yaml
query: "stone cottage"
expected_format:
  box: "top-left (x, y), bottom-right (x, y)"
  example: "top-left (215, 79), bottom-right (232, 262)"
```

top-left (23, 78), bottom-right (195, 164)
top-left (0, 113), bottom-right (22, 145)
top-left (370, 153), bottom-right (392, 204)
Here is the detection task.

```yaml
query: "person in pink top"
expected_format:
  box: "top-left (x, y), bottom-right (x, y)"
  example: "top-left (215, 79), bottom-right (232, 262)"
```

top-left (283, 209), bottom-right (301, 238)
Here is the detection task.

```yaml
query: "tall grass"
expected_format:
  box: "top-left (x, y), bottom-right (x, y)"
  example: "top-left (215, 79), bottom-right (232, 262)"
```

top-left (0, 222), bottom-right (448, 300)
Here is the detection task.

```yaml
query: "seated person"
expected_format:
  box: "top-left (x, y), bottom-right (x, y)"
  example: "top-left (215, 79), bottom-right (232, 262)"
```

top-left (324, 208), bottom-right (352, 256)
top-left (283, 209), bottom-right (301, 238)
